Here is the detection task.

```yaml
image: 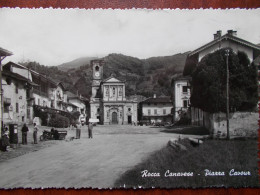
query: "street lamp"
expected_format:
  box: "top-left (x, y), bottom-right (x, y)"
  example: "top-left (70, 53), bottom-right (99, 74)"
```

top-left (225, 49), bottom-right (230, 140)
top-left (0, 47), bottom-right (13, 138)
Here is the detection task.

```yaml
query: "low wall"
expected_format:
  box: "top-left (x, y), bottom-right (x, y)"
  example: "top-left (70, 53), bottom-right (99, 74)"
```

top-left (191, 107), bottom-right (258, 138)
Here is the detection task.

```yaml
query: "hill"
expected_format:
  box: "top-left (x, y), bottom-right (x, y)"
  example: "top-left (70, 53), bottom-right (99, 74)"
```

top-left (57, 57), bottom-right (98, 72)
top-left (20, 52), bottom-right (188, 99)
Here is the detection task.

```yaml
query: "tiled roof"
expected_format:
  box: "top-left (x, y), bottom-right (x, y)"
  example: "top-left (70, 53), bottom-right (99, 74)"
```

top-left (2, 70), bottom-right (38, 86)
top-left (189, 33), bottom-right (260, 57)
top-left (141, 96), bottom-right (172, 104)
top-left (172, 75), bottom-right (192, 81)
top-left (0, 47), bottom-right (12, 57)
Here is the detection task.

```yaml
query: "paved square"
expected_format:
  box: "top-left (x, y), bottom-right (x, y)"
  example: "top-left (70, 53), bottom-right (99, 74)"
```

top-left (0, 125), bottom-right (200, 188)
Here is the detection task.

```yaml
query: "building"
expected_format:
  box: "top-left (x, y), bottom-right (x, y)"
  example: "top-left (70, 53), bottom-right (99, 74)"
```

top-left (140, 95), bottom-right (173, 124)
top-left (2, 61), bottom-right (83, 125)
top-left (172, 76), bottom-right (191, 122)
top-left (67, 91), bottom-right (88, 114)
top-left (2, 69), bottom-right (37, 124)
top-left (182, 30), bottom-right (260, 133)
top-left (0, 47), bottom-right (13, 136)
top-left (90, 60), bottom-right (138, 125)
top-left (183, 30), bottom-right (260, 76)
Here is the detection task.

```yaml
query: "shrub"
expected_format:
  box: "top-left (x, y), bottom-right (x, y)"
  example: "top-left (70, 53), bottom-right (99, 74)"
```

top-left (49, 113), bottom-right (70, 128)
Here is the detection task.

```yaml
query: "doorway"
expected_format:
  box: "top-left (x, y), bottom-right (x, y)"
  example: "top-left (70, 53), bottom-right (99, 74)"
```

top-left (128, 115), bottom-right (132, 124)
top-left (112, 112), bottom-right (118, 124)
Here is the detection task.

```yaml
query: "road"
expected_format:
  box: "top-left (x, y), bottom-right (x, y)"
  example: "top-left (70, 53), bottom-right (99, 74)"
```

top-left (0, 125), bottom-right (200, 188)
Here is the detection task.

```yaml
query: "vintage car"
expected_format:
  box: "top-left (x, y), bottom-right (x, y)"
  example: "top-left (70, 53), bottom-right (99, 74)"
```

top-left (40, 128), bottom-right (67, 141)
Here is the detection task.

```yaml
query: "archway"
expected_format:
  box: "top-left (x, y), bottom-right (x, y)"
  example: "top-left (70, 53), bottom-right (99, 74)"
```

top-left (112, 112), bottom-right (118, 124)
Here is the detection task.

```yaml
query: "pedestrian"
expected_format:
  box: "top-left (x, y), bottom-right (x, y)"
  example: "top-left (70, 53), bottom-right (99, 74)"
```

top-left (88, 122), bottom-right (93, 139)
top-left (33, 123), bottom-right (38, 144)
top-left (21, 123), bottom-right (29, 145)
top-left (1, 126), bottom-right (10, 151)
top-left (76, 123), bottom-right (81, 139)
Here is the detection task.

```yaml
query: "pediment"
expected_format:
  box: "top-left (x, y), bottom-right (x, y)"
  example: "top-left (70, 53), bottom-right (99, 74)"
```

top-left (103, 77), bottom-right (123, 83)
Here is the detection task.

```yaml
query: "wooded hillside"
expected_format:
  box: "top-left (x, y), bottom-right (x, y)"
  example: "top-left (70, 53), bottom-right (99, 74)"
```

top-left (19, 52), bottom-right (188, 98)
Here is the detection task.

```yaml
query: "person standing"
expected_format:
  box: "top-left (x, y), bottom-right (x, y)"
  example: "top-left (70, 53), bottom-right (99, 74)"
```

top-left (21, 123), bottom-right (29, 145)
top-left (88, 122), bottom-right (93, 139)
top-left (1, 126), bottom-right (10, 151)
top-left (76, 123), bottom-right (81, 139)
top-left (33, 123), bottom-right (38, 144)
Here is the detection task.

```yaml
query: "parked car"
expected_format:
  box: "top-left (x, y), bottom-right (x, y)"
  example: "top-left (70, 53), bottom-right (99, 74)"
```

top-left (138, 120), bottom-right (150, 126)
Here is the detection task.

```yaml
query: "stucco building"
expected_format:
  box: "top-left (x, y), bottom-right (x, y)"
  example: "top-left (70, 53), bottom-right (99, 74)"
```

top-left (172, 76), bottom-right (191, 122)
top-left (90, 60), bottom-right (138, 125)
top-left (2, 69), bottom-right (35, 124)
top-left (140, 95), bottom-right (173, 124)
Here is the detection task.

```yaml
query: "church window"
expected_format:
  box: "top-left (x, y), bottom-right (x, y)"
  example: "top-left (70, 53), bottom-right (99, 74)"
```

top-left (95, 66), bottom-right (99, 71)
top-left (113, 87), bottom-right (116, 96)
top-left (119, 87), bottom-right (123, 96)
top-left (106, 87), bottom-right (109, 96)
top-left (97, 108), bottom-right (100, 113)
top-left (128, 108), bottom-right (131, 111)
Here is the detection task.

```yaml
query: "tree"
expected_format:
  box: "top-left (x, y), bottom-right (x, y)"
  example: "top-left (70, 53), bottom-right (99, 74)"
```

top-left (190, 48), bottom-right (258, 113)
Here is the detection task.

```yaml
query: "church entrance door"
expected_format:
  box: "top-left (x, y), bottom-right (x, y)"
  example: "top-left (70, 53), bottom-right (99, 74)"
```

top-left (128, 115), bottom-right (132, 124)
top-left (112, 112), bottom-right (118, 124)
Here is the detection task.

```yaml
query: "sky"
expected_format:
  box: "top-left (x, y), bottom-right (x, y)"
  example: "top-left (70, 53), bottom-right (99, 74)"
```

top-left (0, 8), bottom-right (259, 66)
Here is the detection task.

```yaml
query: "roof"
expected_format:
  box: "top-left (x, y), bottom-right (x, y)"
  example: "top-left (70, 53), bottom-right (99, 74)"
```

top-left (0, 47), bottom-right (13, 57)
top-left (2, 70), bottom-right (38, 86)
top-left (141, 96), bottom-right (172, 104)
top-left (102, 74), bottom-right (124, 83)
top-left (172, 75), bottom-right (192, 81)
top-left (188, 33), bottom-right (260, 57)
top-left (4, 61), bottom-right (66, 88)
top-left (67, 91), bottom-right (89, 102)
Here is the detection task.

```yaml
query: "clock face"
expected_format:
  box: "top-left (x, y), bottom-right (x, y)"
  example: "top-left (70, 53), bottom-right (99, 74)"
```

top-left (95, 72), bottom-right (100, 77)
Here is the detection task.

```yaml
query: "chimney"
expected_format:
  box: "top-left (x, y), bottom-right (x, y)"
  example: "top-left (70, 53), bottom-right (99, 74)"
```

top-left (153, 94), bottom-right (156, 98)
top-left (214, 30), bottom-right (222, 40)
top-left (227, 30), bottom-right (237, 36)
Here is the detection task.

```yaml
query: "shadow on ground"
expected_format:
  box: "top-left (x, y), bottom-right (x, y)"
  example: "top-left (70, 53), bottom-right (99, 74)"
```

top-left (160, 126), bottom-right (210, 135)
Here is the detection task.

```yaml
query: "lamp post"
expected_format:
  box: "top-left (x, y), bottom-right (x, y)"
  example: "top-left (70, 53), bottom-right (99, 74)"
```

top-left (0, 47), bottom-right (13, 138)
top-left (225, 49), bottom-right (230, 140)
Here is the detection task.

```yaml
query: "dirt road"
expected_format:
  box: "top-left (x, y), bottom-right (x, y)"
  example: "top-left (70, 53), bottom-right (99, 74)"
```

top-left (0, 125), bottom-right (199, 188)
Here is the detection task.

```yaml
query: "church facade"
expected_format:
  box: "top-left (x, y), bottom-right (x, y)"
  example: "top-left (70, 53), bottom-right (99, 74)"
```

top-left (90, 60), bottom-right (138, 125)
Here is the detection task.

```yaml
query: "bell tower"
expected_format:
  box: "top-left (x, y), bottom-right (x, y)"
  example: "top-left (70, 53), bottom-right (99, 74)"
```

top-left (91, 60), bottom-right (104, 98)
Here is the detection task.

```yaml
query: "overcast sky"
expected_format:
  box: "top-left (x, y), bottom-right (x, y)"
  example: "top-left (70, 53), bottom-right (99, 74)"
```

top-left (0, 8), bottom-right (259, 66)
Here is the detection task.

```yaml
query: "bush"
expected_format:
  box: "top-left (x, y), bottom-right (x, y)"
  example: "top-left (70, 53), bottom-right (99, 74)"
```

top-left (49, 113), bottom-right (70, 128)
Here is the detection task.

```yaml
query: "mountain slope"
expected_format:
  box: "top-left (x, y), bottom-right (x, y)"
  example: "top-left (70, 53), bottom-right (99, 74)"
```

top-left (20, 52), bottom-right (188, 99)
top-left (57, 57), bottom-right (98, 72)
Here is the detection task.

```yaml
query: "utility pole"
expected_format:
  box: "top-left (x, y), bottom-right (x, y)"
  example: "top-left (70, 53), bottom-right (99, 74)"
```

top-left (225, 49), bottom-right (230, 140)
